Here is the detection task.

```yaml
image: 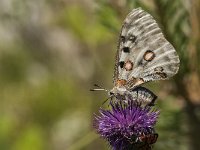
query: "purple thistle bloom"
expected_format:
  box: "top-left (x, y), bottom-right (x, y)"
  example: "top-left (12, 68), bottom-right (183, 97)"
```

top-left (94, 101), bottom-right (159, 150)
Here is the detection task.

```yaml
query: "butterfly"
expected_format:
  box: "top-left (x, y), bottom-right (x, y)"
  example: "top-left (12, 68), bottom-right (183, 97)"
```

top-left (92, 8), bottom-right (180, 105)
top-left (109, 8), bottom-right (179, 102)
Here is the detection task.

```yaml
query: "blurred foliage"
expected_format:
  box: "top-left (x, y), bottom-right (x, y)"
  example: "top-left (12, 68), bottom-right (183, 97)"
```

top-left (0, 0), bottom-right (200, 150)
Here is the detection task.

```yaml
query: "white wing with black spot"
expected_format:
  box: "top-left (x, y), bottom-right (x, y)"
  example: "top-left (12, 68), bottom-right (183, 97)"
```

top-left (113, 8), bottom-right (180, 88)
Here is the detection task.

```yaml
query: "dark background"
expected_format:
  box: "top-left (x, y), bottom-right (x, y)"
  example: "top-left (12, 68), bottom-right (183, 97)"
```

top-left (0, 0), bottom-right (199, 150)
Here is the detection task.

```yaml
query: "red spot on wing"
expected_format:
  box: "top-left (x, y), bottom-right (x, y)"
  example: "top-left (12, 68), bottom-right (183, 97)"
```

top-left (116, 79), bottom-right (127, 86)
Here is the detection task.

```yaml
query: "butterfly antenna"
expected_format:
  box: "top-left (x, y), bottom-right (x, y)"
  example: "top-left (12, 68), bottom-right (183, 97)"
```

top-left (90, 84), bottom-right (108, 92)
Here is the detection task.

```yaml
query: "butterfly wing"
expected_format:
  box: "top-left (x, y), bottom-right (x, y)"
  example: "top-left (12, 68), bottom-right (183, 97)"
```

top-left (130, 86), bottom-right (157, 106)
top-left (113, 8), bottom-right (180, 88)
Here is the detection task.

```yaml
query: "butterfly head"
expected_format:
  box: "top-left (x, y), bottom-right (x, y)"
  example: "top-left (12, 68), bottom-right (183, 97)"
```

top-left (110, 78), bottom-right (144, 95)
top-left (109, 86), bottom-right (127, 96)
top-left (109, 86), bottom-right (128, 101)
top-left (109, 80), bottom-right (130, 100)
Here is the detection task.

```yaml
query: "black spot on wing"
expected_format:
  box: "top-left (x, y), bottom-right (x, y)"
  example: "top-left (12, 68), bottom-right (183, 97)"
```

top-left (123, 47), bottom-right (130, 53)
top-left (119, 61), bottom-right (125, 68)
top-left (120, 36), bottom-right (125, 43)
top-left (129, 35), bottom-right (137, 43)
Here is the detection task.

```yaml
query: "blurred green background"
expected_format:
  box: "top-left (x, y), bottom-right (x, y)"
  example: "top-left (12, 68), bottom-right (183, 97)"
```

top-left (0, 0), bottom-right (200, 150)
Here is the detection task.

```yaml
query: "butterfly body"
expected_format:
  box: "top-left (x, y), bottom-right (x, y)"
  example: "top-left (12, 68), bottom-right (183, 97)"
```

top-left (109, 8), bottom-right (180, 104)
top-left (109, 86), bottom-right (157, 106)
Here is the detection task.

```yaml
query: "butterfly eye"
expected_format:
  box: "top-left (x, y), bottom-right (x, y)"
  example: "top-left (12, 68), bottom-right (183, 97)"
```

top-left (109, 91), bottom-right (114, 96)
top-left (129, 35), bottom-right (136, 42)
top-left (120, 36), bottom-right (125, 43)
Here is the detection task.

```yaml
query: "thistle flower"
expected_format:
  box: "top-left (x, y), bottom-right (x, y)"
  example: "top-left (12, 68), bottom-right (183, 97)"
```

top-left (94, 101), bottom-right (159, 150)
